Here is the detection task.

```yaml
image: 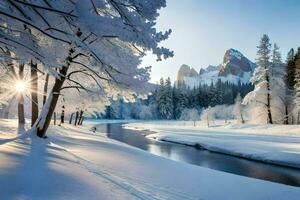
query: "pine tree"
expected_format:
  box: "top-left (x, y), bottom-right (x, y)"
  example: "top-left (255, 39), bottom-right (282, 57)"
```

top-left (243, 34), bottom-right (273, 124)
top-left (285, 48), bottom-right (296, 90)
top-left (157, 78), bottom-right (166, 119)
top-left (164, 77), bottom-right (174, 119)
top-left (270, 43), bottom-right (286, 124)
top-left (272, 43), bottom-right (282, 65)
top-left (173, 86), bottom-right (188, 119)
top-left (293, 48), bottom-right (300, 123)
top-left (284, 48), bottom-right (296, 124)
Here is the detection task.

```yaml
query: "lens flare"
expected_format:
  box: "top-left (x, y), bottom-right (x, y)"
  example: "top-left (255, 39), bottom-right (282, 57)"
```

top-left (15, 80), bottom-right (27, 93)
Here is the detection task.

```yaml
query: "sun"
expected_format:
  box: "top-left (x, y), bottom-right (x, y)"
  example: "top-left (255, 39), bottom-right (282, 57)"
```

top-left (15, 80), bottom-right (27, 93)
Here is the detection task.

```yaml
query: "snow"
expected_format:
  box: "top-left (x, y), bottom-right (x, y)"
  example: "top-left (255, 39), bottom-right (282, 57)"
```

top-left (124, 120), bottom-right (300, 169)
top-left (1, 119), bottom-right (300, 200)
top-left (184, 70), bottom-right (252, 87)
top-left (228, 48), bottom-right (243, 60)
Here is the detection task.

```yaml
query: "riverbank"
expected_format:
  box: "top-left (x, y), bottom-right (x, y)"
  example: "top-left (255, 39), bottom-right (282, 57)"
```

top-left (1, 119), bottom-right (300, 200)
top-left (124, 120), bottom-right (300, 169)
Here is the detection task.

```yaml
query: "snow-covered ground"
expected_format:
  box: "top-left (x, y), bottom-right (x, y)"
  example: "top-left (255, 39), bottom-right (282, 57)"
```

top-left (1, 119), bottom-right (300, 200)
top-left (124, 120), bottom-right (300, 169)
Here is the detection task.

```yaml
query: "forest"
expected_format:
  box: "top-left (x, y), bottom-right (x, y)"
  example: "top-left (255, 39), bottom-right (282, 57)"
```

top-left (104, 36), bottom-right (300, 125)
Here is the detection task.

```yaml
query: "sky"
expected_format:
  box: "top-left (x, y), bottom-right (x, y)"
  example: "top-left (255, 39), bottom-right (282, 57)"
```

top-left (142, 0), bottom-right (300, 84)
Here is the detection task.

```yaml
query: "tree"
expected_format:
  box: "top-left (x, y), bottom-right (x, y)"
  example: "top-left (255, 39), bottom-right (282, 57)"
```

top-left (272, 43), bottom-right (282, 65)
top-left (173, 86), bottom-right (188, 119)
top-left (180, 108), bottom-right (199, 126)
top-left (243, 34), bottom-right (273, 124)
top-left (17, 64), bottom-right (25, 125)
top-left (234, 94), bottom-right (245, 123)
top-left (293, 48), bottom-right (300, 123)
top-left (0, 0), bottom-right (173, 137)
top-left (269, 43), bottom-right (286, 124)
top-left (164, 77), bottom-right (174, 119)
top-left (283, 48), bottom-right (296, 124)
top-left (30, 60), bottom-right (38, 126)
top-left (157, 78), bottom-right (166, 119)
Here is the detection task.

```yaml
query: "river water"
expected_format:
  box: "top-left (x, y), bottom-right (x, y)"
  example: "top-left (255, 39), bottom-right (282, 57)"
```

top-left (96, 123), bottom-right (300, 187)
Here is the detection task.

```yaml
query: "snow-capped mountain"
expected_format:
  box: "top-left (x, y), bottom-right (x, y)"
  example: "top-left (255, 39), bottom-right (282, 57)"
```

top-left (177, 49), bottom-right (256, 87)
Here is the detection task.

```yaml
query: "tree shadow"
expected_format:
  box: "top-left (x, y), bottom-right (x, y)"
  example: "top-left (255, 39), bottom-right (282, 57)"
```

top-left (0, 136), bottom-right (101, 199)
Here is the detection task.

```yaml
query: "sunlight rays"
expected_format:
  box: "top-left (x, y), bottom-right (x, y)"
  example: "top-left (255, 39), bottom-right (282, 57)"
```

top-left (14, 80), bottom-right (28, 93)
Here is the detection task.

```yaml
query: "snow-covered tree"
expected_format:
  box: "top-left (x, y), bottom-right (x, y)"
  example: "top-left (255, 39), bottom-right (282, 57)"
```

top-left (0, 0), bottom-right (173, 137)
top-left (243, 34), bottom-right (273, 124)
top-left (157, 77), bottom-right (174, 119)
top-left (173, 86), bottom-right (188, 119)
top-left (272, 43), bottom-right (282, 65)
top-left (269, 44), bottom-right (286, 124)
top-left (164, 77), bottom-right (174, 119)
top-left (234, 94), bottom-right (245, 123)
top-left (180, 108), bottom-right (199, 126)
top-left (293, 48), bottom-right (300, 123)
top-left (201, 107), bottom-right (213, 127)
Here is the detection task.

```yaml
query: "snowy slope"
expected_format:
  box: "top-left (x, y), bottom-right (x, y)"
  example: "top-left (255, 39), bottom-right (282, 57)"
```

top-left (1, 119), bottom-right (300, 200)
top-left (124, 120), bottom-right (300, 169)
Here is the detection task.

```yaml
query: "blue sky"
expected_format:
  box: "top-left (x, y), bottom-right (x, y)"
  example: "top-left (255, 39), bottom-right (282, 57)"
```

top-left (142, 0), bottom-right (300, 83)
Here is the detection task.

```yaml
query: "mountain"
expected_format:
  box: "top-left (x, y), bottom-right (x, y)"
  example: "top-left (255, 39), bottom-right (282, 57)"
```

top-left (219, 49), bottom-right (255, 77)
top-left (177, 49), bottom-right (256, 87)
top-left (176, 64), bottom-right (198, 85)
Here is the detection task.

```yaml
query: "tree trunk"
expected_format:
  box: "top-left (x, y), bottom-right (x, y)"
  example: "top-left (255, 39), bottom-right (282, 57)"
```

top-left (240, 112), bottom-right (245, 124)
top-left (43, 74), bottom-right (49, 105)
top-left (266, 72), bottom-right (273, 124)
top-left (69, 113), bottom-right (74, 124)
top-left (34, 48), bottom-right (74, 138)
top-left (298, 111), bottom-right (300, 125)
top-left (36, 67), bottom-right (66, 137)
top-left (206, 113), bottom-right (210, 127)
top-left (74, 111), bottom-right (79, 126)
top-left (284, 104), bottom-right (289, 125)
top-left (18, 64), bottom-right (25, 125)
top-left (30, 60), bottom-right (39, 126)
top-left (79, 116), bottom-right (84, 125)
top-left (53, 112), bottom-right (56, 125)
top-left (78, 110), bottom-right (84, 125)
top-left (60, 105), bottom-right (65, 124)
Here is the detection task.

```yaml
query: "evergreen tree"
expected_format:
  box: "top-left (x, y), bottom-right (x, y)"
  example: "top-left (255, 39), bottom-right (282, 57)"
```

top-left (293, 48), bottom-right (300, 123)
top-left (283, 49), bottom-right (296, 124)
top-left (157, 78), bottom-right (167, 119)
top-left (173, 86), bottom-right (188, 119)
top-left (244, 34), bottom-right (273, 123)
top-left (164, 77), bottom-right (174, 119)
top-left (272, 43), bottom-right (282, 65)
top-left (285, 48), bottom-right (296, 90)
top-left (270, 43), bottom-right (286, 123)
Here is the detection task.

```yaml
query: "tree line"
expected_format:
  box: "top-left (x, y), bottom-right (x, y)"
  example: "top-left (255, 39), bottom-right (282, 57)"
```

top-left (103, 77), bottom-right (253, 120)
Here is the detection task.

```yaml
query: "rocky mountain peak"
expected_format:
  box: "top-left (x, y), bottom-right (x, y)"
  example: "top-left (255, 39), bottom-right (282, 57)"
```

top-left (176, 64), bottom-right (198, 84)
top-left (219, 49), bottom-right (255, 77)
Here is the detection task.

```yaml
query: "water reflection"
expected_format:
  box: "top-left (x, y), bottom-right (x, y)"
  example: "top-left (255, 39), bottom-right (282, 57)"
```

top-left (96, 123), bottom-right (300, 187)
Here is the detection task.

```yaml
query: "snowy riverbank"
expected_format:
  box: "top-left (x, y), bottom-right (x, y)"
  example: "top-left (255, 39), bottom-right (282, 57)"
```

top-left (124, 120), bottom-right (300, 169)
top-left (1, 119), bottom-right (300, 200)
